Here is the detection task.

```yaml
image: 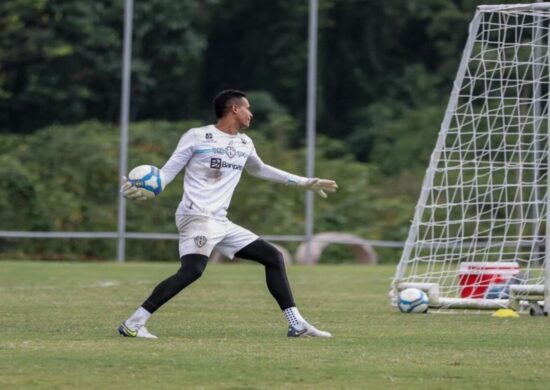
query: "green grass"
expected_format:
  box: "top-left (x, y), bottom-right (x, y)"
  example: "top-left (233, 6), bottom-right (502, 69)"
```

top-left (1, 261), bottom-right (550, 389)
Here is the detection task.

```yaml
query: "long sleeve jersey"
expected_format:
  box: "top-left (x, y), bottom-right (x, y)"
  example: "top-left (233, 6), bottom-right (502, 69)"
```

top-left (161, 124), bottom-right (307, 220)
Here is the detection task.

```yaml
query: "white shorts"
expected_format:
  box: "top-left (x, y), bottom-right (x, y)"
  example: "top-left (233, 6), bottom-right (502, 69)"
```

top-left (175, 214), bottom-right (258, 259)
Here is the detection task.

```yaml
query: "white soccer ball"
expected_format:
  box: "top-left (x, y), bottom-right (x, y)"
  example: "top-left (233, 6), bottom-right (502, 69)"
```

top-left (398, 288), bottom-right (429, 313)
top-left (128, 165), bottom-right (165, 198)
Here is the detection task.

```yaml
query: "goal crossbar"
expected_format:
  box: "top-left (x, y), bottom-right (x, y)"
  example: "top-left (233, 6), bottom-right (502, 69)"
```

top-left (479, 3), bottom-right (550, 13)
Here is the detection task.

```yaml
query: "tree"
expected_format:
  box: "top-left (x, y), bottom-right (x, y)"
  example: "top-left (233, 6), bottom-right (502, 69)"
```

top-left (0, 0), bottom-right (216, 133)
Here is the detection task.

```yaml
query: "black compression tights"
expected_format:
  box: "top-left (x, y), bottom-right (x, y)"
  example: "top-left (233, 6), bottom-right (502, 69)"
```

top-left (235, 239), bottom-right (295, 310)
top-left (141, 239), bottom-right (295, 313)
top-left (142, 253), bottom-right (208, 313)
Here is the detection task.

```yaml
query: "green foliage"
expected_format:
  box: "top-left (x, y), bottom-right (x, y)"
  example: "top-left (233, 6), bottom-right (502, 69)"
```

top-left (368, 103), bottom-right (444, 175)
top-left (0, 120), bottom-right (192, 259)
top-left (0, 0), bottom-right (217, 133)
top-left (0, 119), bottom-right (419, 261)
top-left (0, 0), bottom-right (529, 261)
top-left (1, 1), bottom-right (121, 131)
top-left (1, 0), bottom-right (521, 139)
top-left (319, 244), bottom-right (358, 264)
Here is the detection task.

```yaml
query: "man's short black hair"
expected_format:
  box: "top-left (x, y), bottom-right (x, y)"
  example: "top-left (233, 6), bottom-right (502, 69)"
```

top-left (213, 89), bottom-right (247, 119)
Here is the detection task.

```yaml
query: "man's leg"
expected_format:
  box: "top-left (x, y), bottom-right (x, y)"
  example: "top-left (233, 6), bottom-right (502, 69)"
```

top-left (235, 239), bottom-right (331, 338)
top-left (142, 254), bottom-right (208, 313)
top-left (119, 254), bottom-right (208, 338)
top-left (235, 239), bottom-right (295, 309)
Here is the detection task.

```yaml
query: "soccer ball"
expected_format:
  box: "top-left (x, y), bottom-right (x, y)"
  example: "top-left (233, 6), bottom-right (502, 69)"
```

top-left (398, 288), bottom-right (429, 313)
top-left (128, 165), bottom-right (165, 198)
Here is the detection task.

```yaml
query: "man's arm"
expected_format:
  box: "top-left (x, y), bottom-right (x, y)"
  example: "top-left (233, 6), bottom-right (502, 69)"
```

top-left (160, 129), bottom-right (195, 186)
top-left (121, 130), bottom-right (195, 200)
top-left (244, 148), bottom-right (337, 198)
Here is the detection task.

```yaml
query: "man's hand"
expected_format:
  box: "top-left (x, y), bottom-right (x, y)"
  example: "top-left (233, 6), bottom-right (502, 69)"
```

top-left (120, 176), bottom-right (148, 201)
top-left (303, 178), bottom-right (338, 198)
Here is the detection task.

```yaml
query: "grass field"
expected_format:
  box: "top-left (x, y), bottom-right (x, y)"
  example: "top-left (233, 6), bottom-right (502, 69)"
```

top-left (2, 261), bottom-right (550, 389)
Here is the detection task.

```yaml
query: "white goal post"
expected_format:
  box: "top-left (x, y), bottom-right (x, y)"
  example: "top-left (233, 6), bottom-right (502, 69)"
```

top-left (391, 3), bottom-right (550, 313)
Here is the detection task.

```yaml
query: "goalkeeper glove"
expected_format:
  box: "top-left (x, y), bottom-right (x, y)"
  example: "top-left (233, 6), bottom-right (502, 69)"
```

top-left (302, 178), bottom-right (338, 198)
top-left (120, 176), bottom-right (149, 201)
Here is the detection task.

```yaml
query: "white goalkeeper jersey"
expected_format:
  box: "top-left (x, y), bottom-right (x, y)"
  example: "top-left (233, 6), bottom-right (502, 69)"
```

top-left (161, 125), bottom-right (306, 220)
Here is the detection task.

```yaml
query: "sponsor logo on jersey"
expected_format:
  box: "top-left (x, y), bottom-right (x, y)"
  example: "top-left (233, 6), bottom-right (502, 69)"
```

top-left (221, 161), bottom-right (243, 170)
top-left (204, 132), bottom-right (215, 143)
top-left (194, 235), bottom-right (208, 247)
top-left (210, 158), bottom-right (243, 171)
top-left (210, 158), bottom-right (222, 169)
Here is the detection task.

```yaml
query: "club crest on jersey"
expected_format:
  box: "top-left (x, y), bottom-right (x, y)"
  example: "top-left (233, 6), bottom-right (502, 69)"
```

top-left (194, 235), bottom-right (208, 248)
top-left (225, 145), bottom-right (236, 158)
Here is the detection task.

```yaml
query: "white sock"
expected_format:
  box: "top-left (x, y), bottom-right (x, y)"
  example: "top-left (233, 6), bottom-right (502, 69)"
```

top-left (283, 307), bottom-right (307, 330)
top-left (126, 307), bottom-right (151, 328)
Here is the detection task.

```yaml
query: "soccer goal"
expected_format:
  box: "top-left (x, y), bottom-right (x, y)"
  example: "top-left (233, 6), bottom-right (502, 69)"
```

top-left (391, 3), bottom-right (550, 314)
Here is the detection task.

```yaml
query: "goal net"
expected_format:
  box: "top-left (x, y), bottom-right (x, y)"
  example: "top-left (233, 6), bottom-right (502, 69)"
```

top-left (392, 3), bottom-right (550, 313)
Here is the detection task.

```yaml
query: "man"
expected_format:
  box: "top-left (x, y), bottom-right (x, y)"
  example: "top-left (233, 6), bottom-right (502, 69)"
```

top-left (118, 89), bottom-right (338, 339)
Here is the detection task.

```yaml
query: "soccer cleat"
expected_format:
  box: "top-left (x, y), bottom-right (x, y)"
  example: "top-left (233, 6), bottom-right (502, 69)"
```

top-left (287, 321), bottom-right (332, 338)
top-left (118, 321), bottom-right (158, 339)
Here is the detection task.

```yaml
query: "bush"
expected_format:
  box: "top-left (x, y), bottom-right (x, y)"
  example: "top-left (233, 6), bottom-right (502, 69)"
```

top-left (0, 120), bottom-right (418, 261)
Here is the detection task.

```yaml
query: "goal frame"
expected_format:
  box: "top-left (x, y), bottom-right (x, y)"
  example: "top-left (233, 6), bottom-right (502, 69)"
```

top-left (392, 3), bottom-right (550, 313)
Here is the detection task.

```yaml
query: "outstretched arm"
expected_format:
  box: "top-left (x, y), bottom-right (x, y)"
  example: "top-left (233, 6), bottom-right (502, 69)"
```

top-left (245, 148), bottom-right (337, 198)
top-left (300, 177), bottom-right (338, 199)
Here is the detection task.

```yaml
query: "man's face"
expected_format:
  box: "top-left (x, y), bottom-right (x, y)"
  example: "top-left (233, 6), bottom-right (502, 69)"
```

top-left (233, 98), bottom-right (253, 129)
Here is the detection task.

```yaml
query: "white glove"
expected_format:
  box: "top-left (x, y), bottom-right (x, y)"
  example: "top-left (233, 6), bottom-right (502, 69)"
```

top-left (120, 176), bottom-right (149, 201)
top-left (303, 178), bottom-right (338, 198)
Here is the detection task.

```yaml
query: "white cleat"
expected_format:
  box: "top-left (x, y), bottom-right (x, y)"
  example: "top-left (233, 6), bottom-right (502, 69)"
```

top-left (118, 321), bottom-right (158, 339)
top-left (287, 321), bottom-right (332, 338)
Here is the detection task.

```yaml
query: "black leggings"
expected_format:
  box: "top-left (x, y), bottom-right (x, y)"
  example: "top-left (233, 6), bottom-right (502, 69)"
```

top-left (142, 239), bottom-right (295, 313)
top-left (142, 253), bottom-right (208, 313)
top-left (236, 239), bottom-right (296, 310)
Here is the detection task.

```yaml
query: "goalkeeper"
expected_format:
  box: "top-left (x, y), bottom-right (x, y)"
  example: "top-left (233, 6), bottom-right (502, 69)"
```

top-left (118, 89), bottom-right (338, 339)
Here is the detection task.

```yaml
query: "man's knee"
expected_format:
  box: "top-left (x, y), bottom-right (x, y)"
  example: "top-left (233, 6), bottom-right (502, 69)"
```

top-left (178, 254), bottom-right (208, 280)
top-left (273, 249), bottom-right (285, 269)
top-left (263, 246), bottom-right (285, 269)
top-left (236, 239), bottom-right (287, 269)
